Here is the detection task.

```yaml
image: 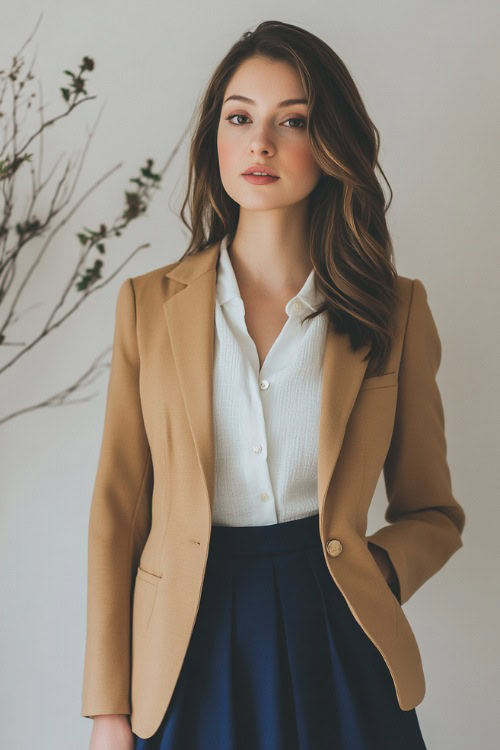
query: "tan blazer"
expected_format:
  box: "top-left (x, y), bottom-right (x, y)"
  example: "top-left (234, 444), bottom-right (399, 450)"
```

top-left (81, 239), bottom-right (466, 739)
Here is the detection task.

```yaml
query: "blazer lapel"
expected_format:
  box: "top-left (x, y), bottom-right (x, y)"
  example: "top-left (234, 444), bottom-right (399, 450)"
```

top-left (163, 244), bottom-right (219, 512)
top-left (317, 325), bottom-right (370, 520)
top-left (163, 239), bottom-right (370, 524)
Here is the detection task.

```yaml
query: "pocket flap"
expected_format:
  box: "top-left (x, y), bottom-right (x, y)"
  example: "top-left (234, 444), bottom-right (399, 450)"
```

top-left (136, 565), bottom-right (163, 586)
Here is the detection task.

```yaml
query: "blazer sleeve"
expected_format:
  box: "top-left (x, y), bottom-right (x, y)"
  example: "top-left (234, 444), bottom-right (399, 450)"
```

top-left (81, 278), bottom-right (153, 719)
top-left (366, 278), bottom-right (466, 606)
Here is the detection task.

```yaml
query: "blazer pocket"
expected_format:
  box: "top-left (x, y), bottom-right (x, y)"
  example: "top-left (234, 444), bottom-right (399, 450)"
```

top-left (136, 565), bottom-right (163, 587)
top-left (133, 567), bottom-right (161, 635)
top-left (359, 371), bottom-right (398, 392)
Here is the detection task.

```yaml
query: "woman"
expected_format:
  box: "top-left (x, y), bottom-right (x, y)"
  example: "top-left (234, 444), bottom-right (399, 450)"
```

top-left (82, 20), bottom-right (466, 750)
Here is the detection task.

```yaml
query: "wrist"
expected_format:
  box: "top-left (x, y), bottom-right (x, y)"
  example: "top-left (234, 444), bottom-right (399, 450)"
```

top-left (93, 714), bottom-right (130, 722)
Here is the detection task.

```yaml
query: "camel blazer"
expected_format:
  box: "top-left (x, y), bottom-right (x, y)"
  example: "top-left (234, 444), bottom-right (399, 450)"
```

top-left (81, 238), bottom-right (466, 739)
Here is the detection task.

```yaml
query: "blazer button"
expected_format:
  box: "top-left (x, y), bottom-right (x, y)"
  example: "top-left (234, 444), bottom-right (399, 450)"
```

top-left (326, 538), bottom-right (343, 557)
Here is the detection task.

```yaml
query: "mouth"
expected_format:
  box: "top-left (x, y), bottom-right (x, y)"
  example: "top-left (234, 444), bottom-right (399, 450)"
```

top-left (242, 173), bottom-right (280, 185)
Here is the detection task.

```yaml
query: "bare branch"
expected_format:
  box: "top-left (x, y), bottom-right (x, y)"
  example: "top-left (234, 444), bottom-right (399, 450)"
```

top-left (0, 23), bottom-right (190, 427)
top-left (0, 343), bottom-right (111, 425)
top-left (0, 242), bottom-right (149, 374)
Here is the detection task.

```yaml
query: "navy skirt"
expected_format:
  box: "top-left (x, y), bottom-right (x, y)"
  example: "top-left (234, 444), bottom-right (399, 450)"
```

top-left (134, 512), bottom-right (427, 749)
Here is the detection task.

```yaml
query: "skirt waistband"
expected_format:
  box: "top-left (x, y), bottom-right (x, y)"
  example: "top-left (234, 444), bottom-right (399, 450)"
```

top-left (209, 512), bottom-right (321, 557)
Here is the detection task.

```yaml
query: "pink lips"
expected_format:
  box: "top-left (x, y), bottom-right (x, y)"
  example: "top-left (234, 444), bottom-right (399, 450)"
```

top-left (242, 174), bottom-right (280, 185)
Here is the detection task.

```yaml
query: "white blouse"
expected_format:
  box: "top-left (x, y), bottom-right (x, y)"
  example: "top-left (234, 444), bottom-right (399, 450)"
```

top-left (211, 234), bottom-right (329, 527)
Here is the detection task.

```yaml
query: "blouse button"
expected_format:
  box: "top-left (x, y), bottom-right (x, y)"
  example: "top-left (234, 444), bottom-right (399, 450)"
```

top-left (293, 300), bottom-right (302, 311)
top-left (259, 380), bottom-right (269, 390)
top-left (259, 493), bottom-right (269, 502)
top-left (252, 444), bottom-right (263, 454)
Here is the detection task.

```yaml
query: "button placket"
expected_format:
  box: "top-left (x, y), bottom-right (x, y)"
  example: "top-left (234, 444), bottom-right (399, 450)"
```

top-left (256, 366), bottom-right (271, 506)
top-left (214, 235), bottom-right (324, 528)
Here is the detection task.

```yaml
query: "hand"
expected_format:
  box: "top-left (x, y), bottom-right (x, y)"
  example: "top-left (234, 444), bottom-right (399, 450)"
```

top-left (89, 714), bottom-right (134, 749)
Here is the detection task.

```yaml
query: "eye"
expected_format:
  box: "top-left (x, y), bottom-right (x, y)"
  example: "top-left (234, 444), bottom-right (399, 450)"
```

top-left (224, 114), bottom-right (306, 129)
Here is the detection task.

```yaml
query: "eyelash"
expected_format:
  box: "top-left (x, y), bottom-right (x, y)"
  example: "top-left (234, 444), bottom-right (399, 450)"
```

top-left (224, 114), bottom-right (306, 129)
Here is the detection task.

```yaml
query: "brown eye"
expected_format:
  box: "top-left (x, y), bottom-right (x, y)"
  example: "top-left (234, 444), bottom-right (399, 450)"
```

top-left (224, 114), bottom-right (306, 128)
top-left (283, 117), bottom-right (306, 128)
top-left (225, 114), bottom-right (250, 125)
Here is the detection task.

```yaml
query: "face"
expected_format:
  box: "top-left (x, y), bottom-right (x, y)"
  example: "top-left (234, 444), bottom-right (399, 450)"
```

top-left (217, 56), bottom-right (323, 211)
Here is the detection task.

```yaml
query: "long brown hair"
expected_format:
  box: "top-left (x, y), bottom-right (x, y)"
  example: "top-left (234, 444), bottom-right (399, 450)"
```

top-left (178, 20), bottom-right (400, 375)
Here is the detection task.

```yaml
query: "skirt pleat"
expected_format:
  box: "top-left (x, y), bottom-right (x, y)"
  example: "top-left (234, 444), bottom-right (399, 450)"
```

top-left (134, 512), bottom-right (427, 750)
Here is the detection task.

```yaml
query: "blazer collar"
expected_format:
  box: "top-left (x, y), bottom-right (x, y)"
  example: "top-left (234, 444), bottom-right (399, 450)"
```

top-left (163, 237), bottom-right (370, 530)
top-left (163, 240), bottom-right (220, 284)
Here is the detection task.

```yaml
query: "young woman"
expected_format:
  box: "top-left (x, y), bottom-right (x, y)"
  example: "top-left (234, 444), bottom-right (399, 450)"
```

top-left (82, 20), bottom-right (466, 750)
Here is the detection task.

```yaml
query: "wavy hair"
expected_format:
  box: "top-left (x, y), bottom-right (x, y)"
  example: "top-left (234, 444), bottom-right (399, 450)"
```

top-left (178, 19), bottom-right (399, 374)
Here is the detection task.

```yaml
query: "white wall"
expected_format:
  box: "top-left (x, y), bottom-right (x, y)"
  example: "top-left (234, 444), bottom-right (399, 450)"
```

top-left (1, 1), bottom-right (498, 747)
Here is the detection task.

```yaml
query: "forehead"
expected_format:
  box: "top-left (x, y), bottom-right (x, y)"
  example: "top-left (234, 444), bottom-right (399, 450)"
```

top-left (223, 57), bottom-right (307, 105)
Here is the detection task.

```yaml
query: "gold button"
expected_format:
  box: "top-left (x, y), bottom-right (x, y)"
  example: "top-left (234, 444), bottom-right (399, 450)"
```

top-left (326, 538), bottom-right (343, 557)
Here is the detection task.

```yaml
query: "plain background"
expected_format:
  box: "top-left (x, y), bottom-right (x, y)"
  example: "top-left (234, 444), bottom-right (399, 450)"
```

top-left (1, 1), bottom-right (499, 748)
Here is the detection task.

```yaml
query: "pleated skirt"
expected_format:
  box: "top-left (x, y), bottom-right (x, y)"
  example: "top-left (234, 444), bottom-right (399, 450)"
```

top-left (133, 512), bottom-right (427, 749)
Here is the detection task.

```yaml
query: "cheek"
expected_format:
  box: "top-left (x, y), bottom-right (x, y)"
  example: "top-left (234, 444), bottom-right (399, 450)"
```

top-left (286, 141), bottom-right (320, 178)
top-left (217, 129), bottom-right (238, 176)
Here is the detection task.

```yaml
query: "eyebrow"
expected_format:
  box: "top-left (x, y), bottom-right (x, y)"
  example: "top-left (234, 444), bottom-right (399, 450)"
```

top-left (223, 95), bottom-right (308, 107)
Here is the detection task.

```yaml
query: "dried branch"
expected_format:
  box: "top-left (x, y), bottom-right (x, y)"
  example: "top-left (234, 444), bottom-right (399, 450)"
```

top-left (0, 346), bottom-right (112, 426)
top-left (0, 17), bottom-right (190, 425)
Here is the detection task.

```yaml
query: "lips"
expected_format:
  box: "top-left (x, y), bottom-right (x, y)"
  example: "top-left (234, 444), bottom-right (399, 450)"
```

top-left (242, 174), bottom-right (279, 185)
top-left (242, 165), bottom-right (278, 177)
